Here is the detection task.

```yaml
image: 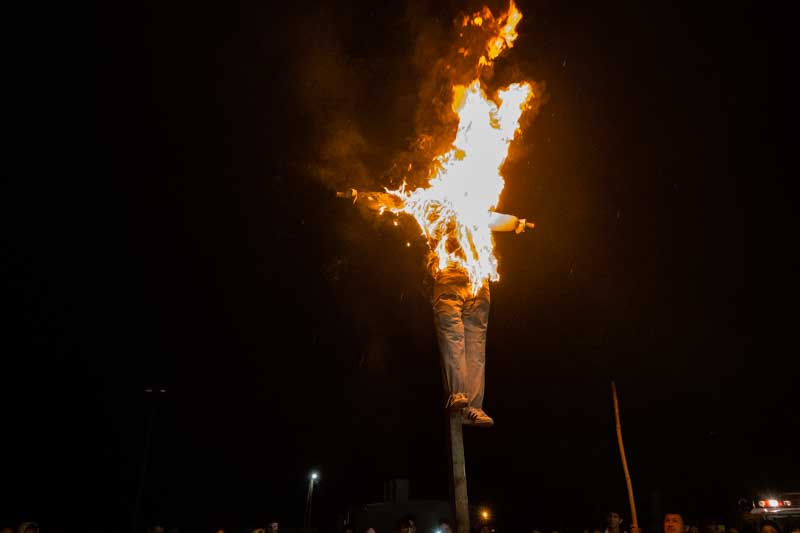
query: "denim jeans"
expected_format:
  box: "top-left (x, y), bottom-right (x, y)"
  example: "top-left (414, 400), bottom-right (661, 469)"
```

top-left (432, 269), bottom-right (490, 409)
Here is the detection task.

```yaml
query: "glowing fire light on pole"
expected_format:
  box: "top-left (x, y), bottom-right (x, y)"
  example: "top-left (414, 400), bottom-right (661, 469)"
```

top-left (381, 0), bottom-right (534, 295)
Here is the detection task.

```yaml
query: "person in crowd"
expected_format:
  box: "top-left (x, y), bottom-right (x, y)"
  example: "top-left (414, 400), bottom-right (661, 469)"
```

top-left (606, 512), bottom-right (629, 533)
top-left (398, 517), bottom-right (417, 533)
top-left (664, 512), bottom-right (689, 533)
top-left (760, 521), bottom-right (780, 533)
top-left (16, 524), bottom-right (38, 533)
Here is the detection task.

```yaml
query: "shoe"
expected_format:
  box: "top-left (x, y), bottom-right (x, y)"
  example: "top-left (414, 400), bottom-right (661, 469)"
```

top-left (445, 392), bottom-right (469, 411)
top-left (462, 407), bottom-right (494, 427)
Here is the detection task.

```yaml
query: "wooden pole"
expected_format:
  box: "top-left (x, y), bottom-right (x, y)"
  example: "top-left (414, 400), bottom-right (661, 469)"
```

top-left (447, 411), bottom-right (470, 533)
top-left (612, 381), bottom-right (638, 529)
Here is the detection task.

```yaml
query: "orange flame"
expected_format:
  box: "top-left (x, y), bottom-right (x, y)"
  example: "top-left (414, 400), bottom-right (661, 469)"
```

top-left (382, 0), bottom-right (534, 294)
top-left (494, 0), bottom-right (523, 57)
top-left (480, 0), bottom-right (523, 66)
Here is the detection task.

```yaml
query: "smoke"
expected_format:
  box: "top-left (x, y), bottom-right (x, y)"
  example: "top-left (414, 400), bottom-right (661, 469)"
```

top-left (293, 0), bottom-right (544, 194)
top-left (293, 8), bottom-right (374, 192)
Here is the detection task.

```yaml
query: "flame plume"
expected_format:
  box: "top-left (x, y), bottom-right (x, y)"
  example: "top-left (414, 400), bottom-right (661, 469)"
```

top-left (384, 0), bottom-right (534, 294)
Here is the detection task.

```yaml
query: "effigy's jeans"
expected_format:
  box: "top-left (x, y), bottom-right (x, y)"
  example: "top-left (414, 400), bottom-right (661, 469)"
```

top-left (432, 269), bottom-right (490, 409)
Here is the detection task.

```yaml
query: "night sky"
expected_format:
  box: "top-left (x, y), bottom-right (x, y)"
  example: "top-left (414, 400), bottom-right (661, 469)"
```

top-left (4, 0), bottom-right (796, 530)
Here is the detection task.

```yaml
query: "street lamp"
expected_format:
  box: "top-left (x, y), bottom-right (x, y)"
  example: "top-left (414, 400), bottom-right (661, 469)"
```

top-left (304, 471), bottom-right (319, 528)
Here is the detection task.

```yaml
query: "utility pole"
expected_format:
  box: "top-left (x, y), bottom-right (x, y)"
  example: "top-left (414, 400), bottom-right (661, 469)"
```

top-left (304, 471), bottom-right (319, 528)
top-left (446, 412), bottom-right (470, 533)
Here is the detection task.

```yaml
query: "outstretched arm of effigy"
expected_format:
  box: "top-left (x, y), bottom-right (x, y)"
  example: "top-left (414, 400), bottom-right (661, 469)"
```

top-left (489, 211), bottom-right (535, 233)
top-left (336, 188), bottom-right (404, 212)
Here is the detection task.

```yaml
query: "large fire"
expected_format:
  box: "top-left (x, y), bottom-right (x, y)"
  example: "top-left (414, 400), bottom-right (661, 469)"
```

top-left (383, 0), bottom-right (534, 294)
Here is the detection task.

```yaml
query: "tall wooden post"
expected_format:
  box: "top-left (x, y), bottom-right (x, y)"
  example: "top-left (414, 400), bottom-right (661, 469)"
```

top-left (612, 382), bottom-right (638, 530)
top-left (447, 411), bottom-right (470, 533)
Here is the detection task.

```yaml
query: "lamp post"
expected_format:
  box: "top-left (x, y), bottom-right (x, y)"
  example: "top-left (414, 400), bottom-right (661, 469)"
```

top-left (304, 471), bottom-right (319, 528)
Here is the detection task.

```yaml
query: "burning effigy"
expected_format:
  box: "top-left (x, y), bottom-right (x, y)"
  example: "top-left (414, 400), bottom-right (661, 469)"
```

top-left (338, 0), bottom-right (539, 427)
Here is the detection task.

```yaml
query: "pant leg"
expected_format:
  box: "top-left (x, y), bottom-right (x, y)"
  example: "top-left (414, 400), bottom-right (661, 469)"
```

top-left (462, 284), bottom-right (490, 408)
top-left (432, 276), bottom-right (467, 396)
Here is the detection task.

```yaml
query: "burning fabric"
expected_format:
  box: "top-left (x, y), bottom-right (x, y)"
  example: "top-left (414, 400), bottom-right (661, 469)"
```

top-left (337, 0), bottom-right (539, 427)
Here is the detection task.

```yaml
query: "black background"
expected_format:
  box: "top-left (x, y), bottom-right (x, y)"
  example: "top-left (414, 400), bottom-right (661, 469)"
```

top-left (3, 0), bottom-right (796, 531)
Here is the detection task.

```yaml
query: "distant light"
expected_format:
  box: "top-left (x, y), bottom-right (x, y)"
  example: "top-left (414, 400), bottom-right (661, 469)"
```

top-left (393, 220), bottom-right (399, 226)
top-left (145, 389), bottom-right (153, 393)
top-left (767, 499), bottom-right (780, 507)
top-left (159, 389), bottom-right (166, 393)
top-left (311, 472), bottom-right (319, 480)
top-left (406, 242), bottom-right (411, 247)
top-left (435, 529), bottom-right (442, 533)
top-left (481, 510), bottom-right (490, 520)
